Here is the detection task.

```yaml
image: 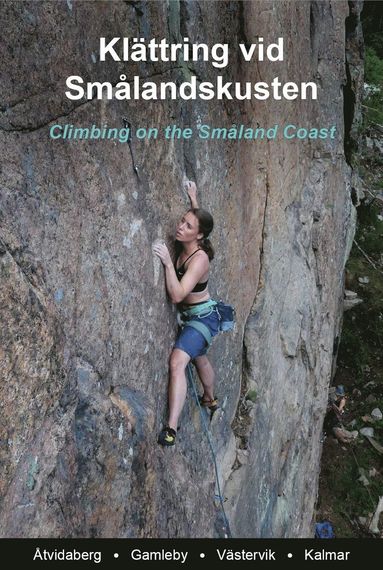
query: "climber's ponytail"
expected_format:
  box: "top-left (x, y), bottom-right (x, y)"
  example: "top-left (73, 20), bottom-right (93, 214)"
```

top-left (198, 236), bottom-right (214, 260)
top-left (189, 208), bottom-right (215, 260)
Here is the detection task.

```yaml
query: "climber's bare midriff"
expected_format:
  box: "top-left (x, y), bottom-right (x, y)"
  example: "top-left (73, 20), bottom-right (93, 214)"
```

top-left (182, 286), bottom-right (210, 306)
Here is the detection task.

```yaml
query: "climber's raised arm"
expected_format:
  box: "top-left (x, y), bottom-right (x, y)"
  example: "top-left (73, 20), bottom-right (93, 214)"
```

top-left (185, 180), bottom-right (199, 209)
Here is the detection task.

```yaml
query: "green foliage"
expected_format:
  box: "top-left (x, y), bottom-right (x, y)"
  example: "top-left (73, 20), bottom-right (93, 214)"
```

top-left (365, 47), bottom-right (383, 86)
top-left (362, 2), bottom-right (383, 58)
top-left (328, 441), bottom-right (382, 515)
top-left (319, 6), bottom-right (383, 539)
top-left (364, 47), bottom-right (383, 125)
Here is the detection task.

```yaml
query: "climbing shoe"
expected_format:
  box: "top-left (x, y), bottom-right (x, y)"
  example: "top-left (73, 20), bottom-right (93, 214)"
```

top-left (199, 396), bottom-right (219, 412)
top-left (158, 426), bottom-right (177, 447)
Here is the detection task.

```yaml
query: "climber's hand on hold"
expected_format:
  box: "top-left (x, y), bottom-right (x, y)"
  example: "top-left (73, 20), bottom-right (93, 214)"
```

top-left (185, 180), bottom-right (198, 208)
top-left (152, 243), bottom-right (172, 268)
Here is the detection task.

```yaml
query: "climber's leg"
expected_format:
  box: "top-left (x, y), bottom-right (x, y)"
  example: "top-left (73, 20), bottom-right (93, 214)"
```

top-left (194, 354), bottom-right (215, 402)
top-left (167, 348), bottom-right (191, 431)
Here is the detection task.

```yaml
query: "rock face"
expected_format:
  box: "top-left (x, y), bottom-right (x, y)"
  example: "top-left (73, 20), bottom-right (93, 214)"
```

top-left (0, 1), bottom-right (362, 537)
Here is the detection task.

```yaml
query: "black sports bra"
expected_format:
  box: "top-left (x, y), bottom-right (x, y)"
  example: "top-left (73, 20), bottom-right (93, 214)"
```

top-left (175, 249), bottom-right (208, 293)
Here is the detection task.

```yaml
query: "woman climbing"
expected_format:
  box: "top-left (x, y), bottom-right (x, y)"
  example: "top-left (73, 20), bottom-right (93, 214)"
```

top-left (153, 181), bottom-right (221, 446)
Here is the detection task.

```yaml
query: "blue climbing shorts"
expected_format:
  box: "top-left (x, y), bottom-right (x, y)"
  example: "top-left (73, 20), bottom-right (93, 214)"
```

top-left (174, 306), bottom-right (220, 359)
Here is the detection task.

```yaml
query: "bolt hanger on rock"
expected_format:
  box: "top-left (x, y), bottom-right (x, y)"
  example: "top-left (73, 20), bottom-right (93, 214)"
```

top-left (122, 117), bottom-right (140, 178)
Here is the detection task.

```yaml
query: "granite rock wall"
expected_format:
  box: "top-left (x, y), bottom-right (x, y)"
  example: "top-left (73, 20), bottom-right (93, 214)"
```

top-left (0, 0), bottom-right (362, 537)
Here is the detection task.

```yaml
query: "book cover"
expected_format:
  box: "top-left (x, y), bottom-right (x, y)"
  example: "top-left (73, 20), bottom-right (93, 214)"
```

top-left (1, 0), bottom-right (380, 556)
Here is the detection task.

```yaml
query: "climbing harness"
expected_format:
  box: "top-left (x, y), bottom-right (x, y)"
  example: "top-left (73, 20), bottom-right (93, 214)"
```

top-left (180, 299), bottom-right (217, 318)
top-left (178, 299), bottom-right (235, 346)
top-left (186, 362), bottom-right (233, 538)
top-left (122, 117), bottom-right (140, 178)
top-left (184, 319), bottom-right (213, 347)
top-left (215, 300), bottom-right (235, 332)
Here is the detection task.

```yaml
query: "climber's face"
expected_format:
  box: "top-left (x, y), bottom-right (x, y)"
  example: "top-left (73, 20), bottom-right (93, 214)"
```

top-left (176, 211), bottom-right (203, 243)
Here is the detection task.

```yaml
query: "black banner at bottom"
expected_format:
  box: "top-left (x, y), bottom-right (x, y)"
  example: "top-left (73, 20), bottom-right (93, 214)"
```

top-left (0, 538), bottom-right (381, 568)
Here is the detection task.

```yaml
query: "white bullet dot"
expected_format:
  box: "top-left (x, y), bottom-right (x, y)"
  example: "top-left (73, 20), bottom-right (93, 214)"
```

top-left (200, 553), bottom-right (205, 558)
top-left (287, 553), bottom-right (293, 558)
top-left (114, 553), bottom-right (119, 558)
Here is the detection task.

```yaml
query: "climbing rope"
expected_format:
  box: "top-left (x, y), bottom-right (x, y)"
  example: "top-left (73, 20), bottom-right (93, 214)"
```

top-left (185, 362), bottom-right (233, 538)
